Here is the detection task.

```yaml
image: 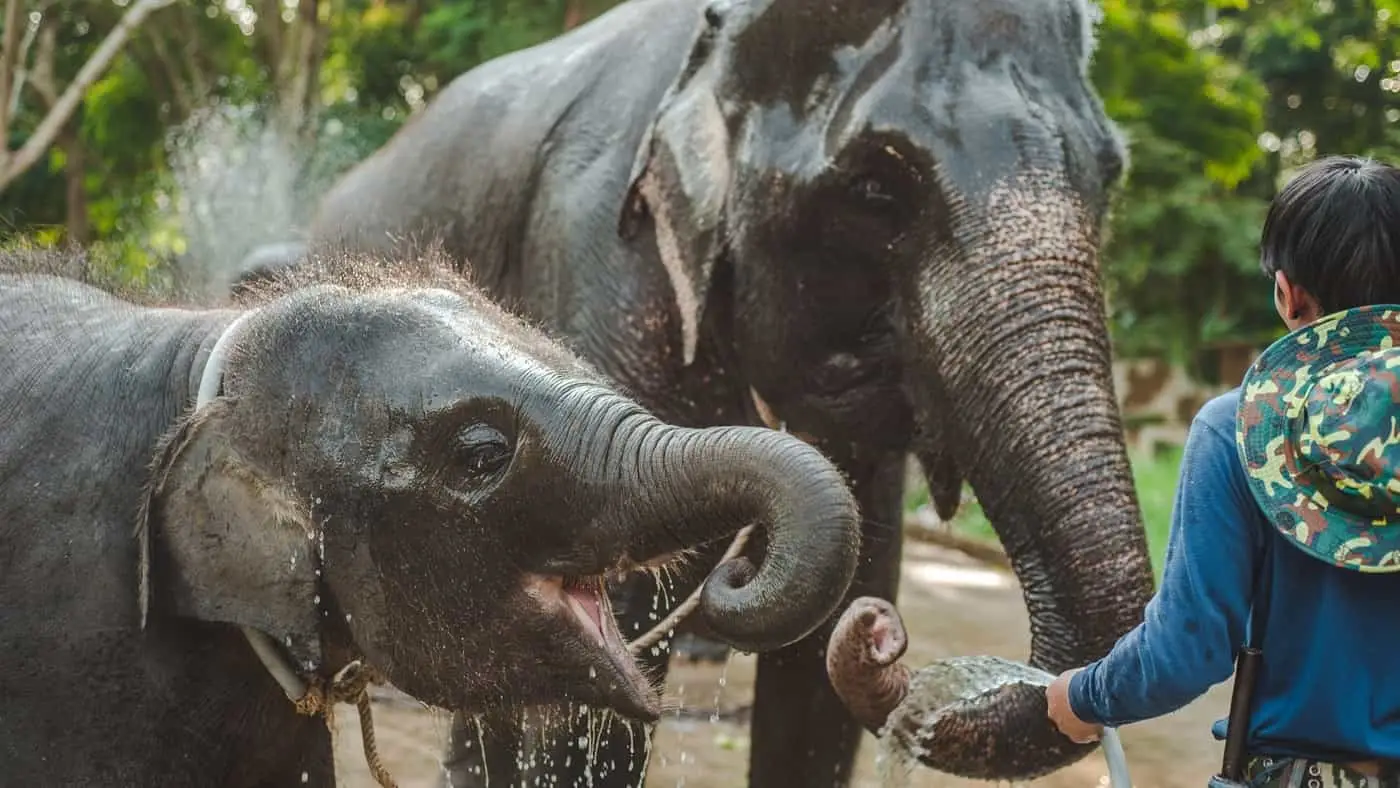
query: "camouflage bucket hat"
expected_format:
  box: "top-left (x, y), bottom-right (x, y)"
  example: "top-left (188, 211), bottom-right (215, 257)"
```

top-left (1237, 304), bottom-right (1400, 573)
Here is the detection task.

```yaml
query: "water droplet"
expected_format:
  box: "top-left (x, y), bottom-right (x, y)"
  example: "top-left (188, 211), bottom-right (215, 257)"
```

top-left (300, 772), bottom-right (309, 783)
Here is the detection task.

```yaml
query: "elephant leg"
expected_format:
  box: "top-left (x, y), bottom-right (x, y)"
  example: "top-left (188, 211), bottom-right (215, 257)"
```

top-left (670, 632), bottom-right (732, 663)
top-left (256, 722), bottom-right (335, 787)
top-left (747, 450), bottom-right (905, 788)
top-left (439, 710), bottom-right (527, 787)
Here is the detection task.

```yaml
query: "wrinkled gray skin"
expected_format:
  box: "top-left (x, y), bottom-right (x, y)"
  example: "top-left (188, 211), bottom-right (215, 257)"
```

top-left (827, 597), bottom-right (1088, 781)
top-left (0, 253), bottom-right (859, 786)
top-left (242, 0), bottom-right (1156, 783)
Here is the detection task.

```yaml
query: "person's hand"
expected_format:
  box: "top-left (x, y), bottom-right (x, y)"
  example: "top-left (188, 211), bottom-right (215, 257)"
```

top-left (1046, 668), bottom-right (1103, 743)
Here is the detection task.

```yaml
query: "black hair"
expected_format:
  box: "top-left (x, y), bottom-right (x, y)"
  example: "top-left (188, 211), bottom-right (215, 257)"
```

top-left (1259, 155), bottom-right (1400, 313)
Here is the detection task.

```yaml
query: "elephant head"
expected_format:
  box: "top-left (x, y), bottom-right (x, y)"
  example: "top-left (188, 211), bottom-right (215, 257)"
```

top-left (138, 254), bottom-right (859, 722)
top-left (620, 0), bottom-right (1153, 772)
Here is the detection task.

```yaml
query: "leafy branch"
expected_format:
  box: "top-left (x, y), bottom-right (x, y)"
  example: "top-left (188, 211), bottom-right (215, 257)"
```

top-left (0, 0), bottom-right (174, 195)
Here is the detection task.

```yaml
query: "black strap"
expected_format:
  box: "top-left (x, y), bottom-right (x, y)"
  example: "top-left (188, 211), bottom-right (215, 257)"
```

top-left (1247, 527), bottom-right (1276, 649)
top-left (1218, 525), bottom-right (1276, 781)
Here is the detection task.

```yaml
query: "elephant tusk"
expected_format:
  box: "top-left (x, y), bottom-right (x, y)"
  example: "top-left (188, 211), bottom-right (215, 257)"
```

top-left (750, 386), bottom-right (783, 431)
top-left (749, 386), bottom-right (819, 443)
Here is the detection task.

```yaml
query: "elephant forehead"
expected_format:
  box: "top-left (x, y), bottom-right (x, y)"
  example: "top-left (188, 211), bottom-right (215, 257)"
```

top-left (367, 294), bottom-right (593, 403)
top-left (729, 0), bottom-right (1083, 112)
top-left (737, 0), bottom-right (1104, 173)
top-left (920, 0), bottom-right (1097, 57)
top-left (262, 288), bottom-right (591, 412)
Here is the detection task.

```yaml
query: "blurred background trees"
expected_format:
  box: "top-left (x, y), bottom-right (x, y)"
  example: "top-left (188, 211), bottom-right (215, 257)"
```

top-left (1, 0), bottom-right (1397, 369)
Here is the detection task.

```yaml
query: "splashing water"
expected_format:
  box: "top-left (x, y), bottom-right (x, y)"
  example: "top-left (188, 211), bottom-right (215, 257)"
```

top-left (162, 101), bottom-right (308, 300)
top-left (874, 732), bottom-right (917, 788)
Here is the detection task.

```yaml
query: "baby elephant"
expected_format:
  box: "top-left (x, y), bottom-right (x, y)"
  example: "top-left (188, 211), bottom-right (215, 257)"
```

top-left (0, 250), bottom-right (860, 786)
top-left (825, 597), bottom-right (1097, 782)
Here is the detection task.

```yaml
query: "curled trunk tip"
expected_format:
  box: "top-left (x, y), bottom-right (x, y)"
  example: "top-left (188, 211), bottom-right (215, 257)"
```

top-left (825, 596), bottom-right (912, 732)
top-left (825, 600), bottom-right (1100, 782)
top-left (595, 408), bottom-right (861, 654)
top-left (684, 426), bottom-right (861, 653)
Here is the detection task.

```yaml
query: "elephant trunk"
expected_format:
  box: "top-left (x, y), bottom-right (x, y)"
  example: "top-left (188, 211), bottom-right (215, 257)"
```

top-left (825, 597), bottom-right (912, 732)
top-left (826, 597), bottom-right (1084, 781)
top-left (559, 387), bottom-right (861, 654)
top-left (899, 175), bottom-right (1155, 778)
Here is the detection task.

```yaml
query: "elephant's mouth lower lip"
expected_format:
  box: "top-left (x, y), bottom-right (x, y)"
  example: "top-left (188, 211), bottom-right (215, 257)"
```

top-left (524, 572), bottom-right (662, 720)
top-left (525, 573), bottom-right (631, 658)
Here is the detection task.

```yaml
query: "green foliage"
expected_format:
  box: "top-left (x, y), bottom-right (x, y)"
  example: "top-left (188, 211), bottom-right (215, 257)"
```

top-left (1089, 0), bottom-right (1279, 364)
top-left (911, 446), bottom-right (1185, 582)
top-left (2, 0), bottom-right (1398, 370)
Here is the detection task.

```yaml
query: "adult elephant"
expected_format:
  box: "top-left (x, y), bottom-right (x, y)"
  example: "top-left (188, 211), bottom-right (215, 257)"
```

top-left (254, 0), bottom-right (1158, 783)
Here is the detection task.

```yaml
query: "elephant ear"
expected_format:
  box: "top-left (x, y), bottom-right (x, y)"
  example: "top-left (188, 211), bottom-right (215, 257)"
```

top-left (619, 5), bottom-right (732, 367)
top-left (136, 402), bottom-right (322, 671)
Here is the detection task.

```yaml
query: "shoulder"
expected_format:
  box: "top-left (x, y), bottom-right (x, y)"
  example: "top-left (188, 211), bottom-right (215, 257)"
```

top-left (1180, 388), bottom-right (1258, 500)
top-left (1181, 387), bottom-right (1242, 447)
top-left (1182, 387), bottom-right (1266, 520)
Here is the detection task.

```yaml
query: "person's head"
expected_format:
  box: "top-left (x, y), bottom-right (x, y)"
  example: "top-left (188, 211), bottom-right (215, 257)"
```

top-left (1260, 155), bottom-right (1400, 331)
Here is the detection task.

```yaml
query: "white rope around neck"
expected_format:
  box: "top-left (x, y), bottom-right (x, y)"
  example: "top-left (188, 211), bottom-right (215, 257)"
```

top-left (194, 309), bottom-right (311, 705)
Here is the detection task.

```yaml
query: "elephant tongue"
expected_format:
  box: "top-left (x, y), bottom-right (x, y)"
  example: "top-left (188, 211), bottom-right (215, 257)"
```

top-left (566, 586), bottom-right (605, 634)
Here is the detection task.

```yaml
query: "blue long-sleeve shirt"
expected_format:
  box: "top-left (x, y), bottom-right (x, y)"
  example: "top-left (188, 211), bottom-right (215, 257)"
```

top-left (1068, 387), bottom-right (1400, 762)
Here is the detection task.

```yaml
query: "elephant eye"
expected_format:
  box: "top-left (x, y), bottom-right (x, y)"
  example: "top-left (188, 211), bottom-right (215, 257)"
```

top-left (851, 175), bottom-right (895, 206)
top-left (454, 424), bottom-right (513, 479)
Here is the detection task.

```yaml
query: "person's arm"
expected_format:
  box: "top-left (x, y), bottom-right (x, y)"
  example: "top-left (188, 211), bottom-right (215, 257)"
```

top-left (1063, 415), bottom-right (1262, 728)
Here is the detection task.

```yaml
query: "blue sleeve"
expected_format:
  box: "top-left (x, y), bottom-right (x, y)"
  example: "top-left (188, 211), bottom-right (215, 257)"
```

top-left (1066, 413), bottom-right (1261, 727)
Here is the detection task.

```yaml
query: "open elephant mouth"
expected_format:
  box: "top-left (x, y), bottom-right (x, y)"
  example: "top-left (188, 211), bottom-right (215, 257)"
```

top-left (524, 572), bottom-right (662, 722)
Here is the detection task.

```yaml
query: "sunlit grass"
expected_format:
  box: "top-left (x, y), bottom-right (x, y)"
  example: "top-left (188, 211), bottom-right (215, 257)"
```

top-left (904, 446), bottom-right (1184, 582)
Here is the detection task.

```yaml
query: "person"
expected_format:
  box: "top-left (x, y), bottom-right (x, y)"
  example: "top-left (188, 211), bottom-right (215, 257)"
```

top-left (1044, 154), bottom-right (1400, 786)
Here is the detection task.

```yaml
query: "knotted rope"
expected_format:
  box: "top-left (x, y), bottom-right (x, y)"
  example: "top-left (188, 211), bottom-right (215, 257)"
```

top-left (292, 660), bottom-right (397, 788)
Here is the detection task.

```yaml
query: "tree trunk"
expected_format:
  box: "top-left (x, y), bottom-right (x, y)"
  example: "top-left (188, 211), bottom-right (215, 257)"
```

top-left (58, 124), bottom-right (88, 245)
top-left (276, 0), bottom-right (324, 142)
top-left (564, 0), bottom-right (585, 30)
top-left (0, 0), bottom-right (175, 195)
top-left (0, 0), bottom-right (23, 145)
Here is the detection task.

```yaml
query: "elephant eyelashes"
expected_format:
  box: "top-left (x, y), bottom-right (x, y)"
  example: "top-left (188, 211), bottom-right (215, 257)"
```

top-left (452, 424), bottom-right (514, 480)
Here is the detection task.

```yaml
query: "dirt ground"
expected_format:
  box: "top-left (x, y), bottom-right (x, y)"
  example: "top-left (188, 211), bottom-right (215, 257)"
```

top-left (333, 540), bottom-right (1232, 787)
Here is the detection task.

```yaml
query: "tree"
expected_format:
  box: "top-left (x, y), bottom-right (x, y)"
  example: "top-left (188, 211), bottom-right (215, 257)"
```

top-left (1091, 0), bottom-right (1276, 368)
top-left (0, 0), bottom-right (173, 195)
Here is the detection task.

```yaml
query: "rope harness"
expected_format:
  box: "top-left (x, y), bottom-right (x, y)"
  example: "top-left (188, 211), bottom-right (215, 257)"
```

top-left (292, 661), bottom-right (398, 788)
top-left (192, 314), bottom-right (788, 786)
